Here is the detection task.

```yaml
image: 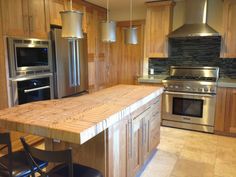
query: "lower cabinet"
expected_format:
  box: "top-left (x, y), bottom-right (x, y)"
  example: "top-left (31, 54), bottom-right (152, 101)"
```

top-left (215, 87), bottom-right (236, 136)
top-left (107, 96), bottom-right (161, 177)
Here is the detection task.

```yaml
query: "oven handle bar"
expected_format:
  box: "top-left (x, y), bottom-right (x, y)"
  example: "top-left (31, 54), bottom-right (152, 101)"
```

top-left (164, 91), bottom-right (216, 97)
top-left (24, 86), bottom-right (50, 93)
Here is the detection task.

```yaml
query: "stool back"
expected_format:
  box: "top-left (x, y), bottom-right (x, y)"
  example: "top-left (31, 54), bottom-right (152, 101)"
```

top-left (0, 132), bottom-right (13, 177)
top-left (20, 137), bottom-right (73, 177)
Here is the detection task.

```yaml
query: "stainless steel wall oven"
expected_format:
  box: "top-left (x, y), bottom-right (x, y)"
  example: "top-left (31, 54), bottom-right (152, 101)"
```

top-left (7, 37), bottom-right (54, 106)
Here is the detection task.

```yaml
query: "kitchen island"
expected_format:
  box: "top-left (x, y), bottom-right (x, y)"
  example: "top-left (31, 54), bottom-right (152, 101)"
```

top-left (0, 85), bottom-right (163, 177)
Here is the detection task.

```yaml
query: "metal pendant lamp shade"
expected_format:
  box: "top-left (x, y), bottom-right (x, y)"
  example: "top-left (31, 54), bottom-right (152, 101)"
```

top-left (101, 21), bottom-right (116, 42)
top-left (125, 0), bottom-right (138, 44)
top-left (101, 0), bottom-right (116, 43)
top-left (124, 27), bottom-right (138, 44)
top-left (60, 0), bottom-right (83, 39)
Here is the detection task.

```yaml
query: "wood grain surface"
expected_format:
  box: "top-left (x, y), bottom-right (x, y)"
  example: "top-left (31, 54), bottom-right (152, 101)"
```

top-left (0, 85), bottom-right (163, 145)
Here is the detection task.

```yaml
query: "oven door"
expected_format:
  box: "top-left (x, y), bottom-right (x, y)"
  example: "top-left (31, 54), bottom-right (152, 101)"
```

top-left (162, 91), bottom-right (216, 126)
top-left (10, 74), bottom-right (54, 106)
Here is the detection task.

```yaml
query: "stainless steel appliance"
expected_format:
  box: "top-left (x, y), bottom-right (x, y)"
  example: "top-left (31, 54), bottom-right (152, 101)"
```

top-left (51, 28), bottom-right (88, 98)
top-left (7, 37), bottom-right (52, 76)
top-left (162, 66), bottom-right (219, 133)
top-left (7, 37), bottom-right (54, 106)
top-left (9, 73), bottom-right (54, 106)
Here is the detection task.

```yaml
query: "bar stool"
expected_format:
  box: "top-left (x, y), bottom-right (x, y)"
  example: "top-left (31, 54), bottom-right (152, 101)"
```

top-left (20, 137), bottom-right (103, 177)
top-left (0, 132), bottom-right (48, 177)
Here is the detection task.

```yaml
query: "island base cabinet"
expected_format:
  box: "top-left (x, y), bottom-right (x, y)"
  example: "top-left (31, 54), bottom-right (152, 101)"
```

top-left (107, 117), bottom-right (130, 177)
top-left (45, 95), bottom-right (162, 177)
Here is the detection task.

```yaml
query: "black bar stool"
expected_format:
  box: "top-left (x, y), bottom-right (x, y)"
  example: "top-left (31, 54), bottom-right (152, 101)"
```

top-left (0, 132), bottom-right (48, 177)
top-left (20, 137), bottom-right (103, 177)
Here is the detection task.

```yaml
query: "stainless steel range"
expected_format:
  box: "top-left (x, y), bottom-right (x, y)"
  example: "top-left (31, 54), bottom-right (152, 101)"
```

top-left (162, 66), bottom-right (219, 133)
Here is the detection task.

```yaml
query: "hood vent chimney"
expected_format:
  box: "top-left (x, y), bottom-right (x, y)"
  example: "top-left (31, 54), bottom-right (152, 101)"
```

top-left (169, 0), bottom-right (220, 38)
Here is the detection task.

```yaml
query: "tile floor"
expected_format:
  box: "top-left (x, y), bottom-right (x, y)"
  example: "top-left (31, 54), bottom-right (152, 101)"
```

top-left (141, 127), bottom-right (236, 177)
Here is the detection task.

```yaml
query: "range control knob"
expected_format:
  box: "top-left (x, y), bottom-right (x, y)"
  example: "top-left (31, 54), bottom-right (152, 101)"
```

top-left (210, 88), bottom-right (215, 93)
top-left (198, 88), bottom-right (203, 92)
top-left (175, 85), bottom-right (179, 89)
top-left (204, 87), bottom-right (208, 92)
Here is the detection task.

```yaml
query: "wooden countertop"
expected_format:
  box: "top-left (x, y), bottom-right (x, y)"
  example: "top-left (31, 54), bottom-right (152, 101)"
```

top-left (0, 85), bottom-right (163, 145)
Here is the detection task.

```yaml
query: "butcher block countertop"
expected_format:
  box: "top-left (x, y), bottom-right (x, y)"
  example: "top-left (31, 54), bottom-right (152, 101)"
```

top-left (0, 85), bottom-right (163, 145)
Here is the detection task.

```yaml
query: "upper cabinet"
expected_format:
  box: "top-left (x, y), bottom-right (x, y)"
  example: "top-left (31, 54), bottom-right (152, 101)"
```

top-left (1, 0), bottom-right (49, 39)
top-left (48, 0), bottom-right (66, 26)
top-left (0, 0), bottom-right (28, 37)
top-left (221, 0), bottom-right (236, 58)
top-left (27, 0), bottom-right (50, 39)
top-left (145, 1), bottom-right (175, 58)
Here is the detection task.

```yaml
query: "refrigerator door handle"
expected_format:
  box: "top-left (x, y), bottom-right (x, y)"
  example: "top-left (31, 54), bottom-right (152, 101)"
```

top-left (76, 41), bottom-right (81, 86)
top-left (69, 41), bottom-right (77, 87)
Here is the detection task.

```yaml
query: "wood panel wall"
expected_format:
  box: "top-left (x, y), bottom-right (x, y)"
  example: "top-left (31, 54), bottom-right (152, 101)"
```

top-left (110, 20), bottom-right (145, 85)
top-left (0, 3), bottom-right (8, 110)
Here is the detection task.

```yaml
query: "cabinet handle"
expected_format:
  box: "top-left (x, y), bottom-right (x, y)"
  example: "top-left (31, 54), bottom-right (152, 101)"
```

top-left (29, 16), bottom-right (33, 33)
top-left (128, 120), bottom-right (133, 158)
top-left (23, 15), bottom-right (28, 33)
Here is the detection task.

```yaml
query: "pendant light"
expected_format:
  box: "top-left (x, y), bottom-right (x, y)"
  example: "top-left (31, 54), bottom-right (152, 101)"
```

top-left (60, 0), bottom-right (83, 39)
top-left (101, 0), bottom-right (116, 43)
top-left (124, 0), bottom-right (138, 44)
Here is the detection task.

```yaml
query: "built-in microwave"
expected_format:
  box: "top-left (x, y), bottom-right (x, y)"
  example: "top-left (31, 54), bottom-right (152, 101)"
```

top-left (7, 37), bottom-right (52, 76)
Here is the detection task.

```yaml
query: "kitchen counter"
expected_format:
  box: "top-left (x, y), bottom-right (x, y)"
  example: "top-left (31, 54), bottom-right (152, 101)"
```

top-left (138, 75), bottom-right (168, 84)
top-left (0, 85), bottom-right (163, 145)
top-left (218, 78), bottom-right (236, 88)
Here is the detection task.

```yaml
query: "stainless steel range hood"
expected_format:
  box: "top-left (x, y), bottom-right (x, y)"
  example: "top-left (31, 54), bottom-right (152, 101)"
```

top-left (169, 0), bottom-right (220, 38)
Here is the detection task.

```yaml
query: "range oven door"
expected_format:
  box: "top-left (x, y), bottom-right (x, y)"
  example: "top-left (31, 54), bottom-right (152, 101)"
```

top-left (10, 74), bottom-right (54, 106)
top-left (162, 91), bottom-right (216, 126)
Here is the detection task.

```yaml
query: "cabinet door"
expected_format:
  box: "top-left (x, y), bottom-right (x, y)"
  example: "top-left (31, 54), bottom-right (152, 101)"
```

top-left (28, 0), bottom-right (49, 39)
top-left (0, 0), bottom-right (29, 37)
top-left (149, 97), bottom-right (161, 151)
top-left (130, 116), bottom-right (143, 177)
top-left (214, 88), bottom-right (227, 132)
top-left (145, 1), bottom-right (174, 58)
top-left (107, 118), bottom-right (129, 177)
top-left (221, 0), bottom-right (236, 58)
top-left (49, 0), bottom-right (66, 26)
top-left (225, 88), bottom-right (236, 134)
top-left (142, 112), bottom-right (151, 163)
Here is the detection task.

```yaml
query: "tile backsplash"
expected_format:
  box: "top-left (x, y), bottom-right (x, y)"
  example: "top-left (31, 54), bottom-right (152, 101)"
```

top-left (149, 36), bottom-right (236, 78)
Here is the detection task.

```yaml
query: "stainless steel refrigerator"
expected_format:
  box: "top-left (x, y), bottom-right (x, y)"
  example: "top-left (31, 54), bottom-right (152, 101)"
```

top-left (51, 28), bottom-right (88, 98)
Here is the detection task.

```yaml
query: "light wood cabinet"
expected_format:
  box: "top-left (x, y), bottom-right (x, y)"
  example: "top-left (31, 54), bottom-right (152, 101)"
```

top-left (221, 0), bottom-right (236, 58)
top-left (48, 0), bottom-right (66, 26)
top-left (1, 0), bottom-right (49, 39)
top-left (28, 0), bottom-right (49, 38)
top-left (215, 87), bottom-right (236, 136)
top-left (145, 1), bottom-right (175, 58)
top-left (130, 113), bottom-right (144, 177)
top-left (107, 117), bottom-right (130, 177)
top-left (149, 97), bottom-right (161, 151)
top-left (0, 0), bottom-right (28, 37)
top-left (107, 96), bottom-right (162, 177)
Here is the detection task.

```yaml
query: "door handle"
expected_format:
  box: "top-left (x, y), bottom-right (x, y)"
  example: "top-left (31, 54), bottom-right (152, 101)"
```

top-left (75, 41), bottom-right (81, 86)
top-left (24, 86), bottom-right (50, 93)
top-left (69, 41), bottom-right (77, 87)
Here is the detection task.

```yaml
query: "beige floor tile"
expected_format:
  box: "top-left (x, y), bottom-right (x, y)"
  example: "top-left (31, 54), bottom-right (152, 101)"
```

top-left (170, 158), bottom-right (215, 177)
top-left (141, 127), bottom-right (236, 177)
top-left (214, 159), bottom-right (236, 177)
